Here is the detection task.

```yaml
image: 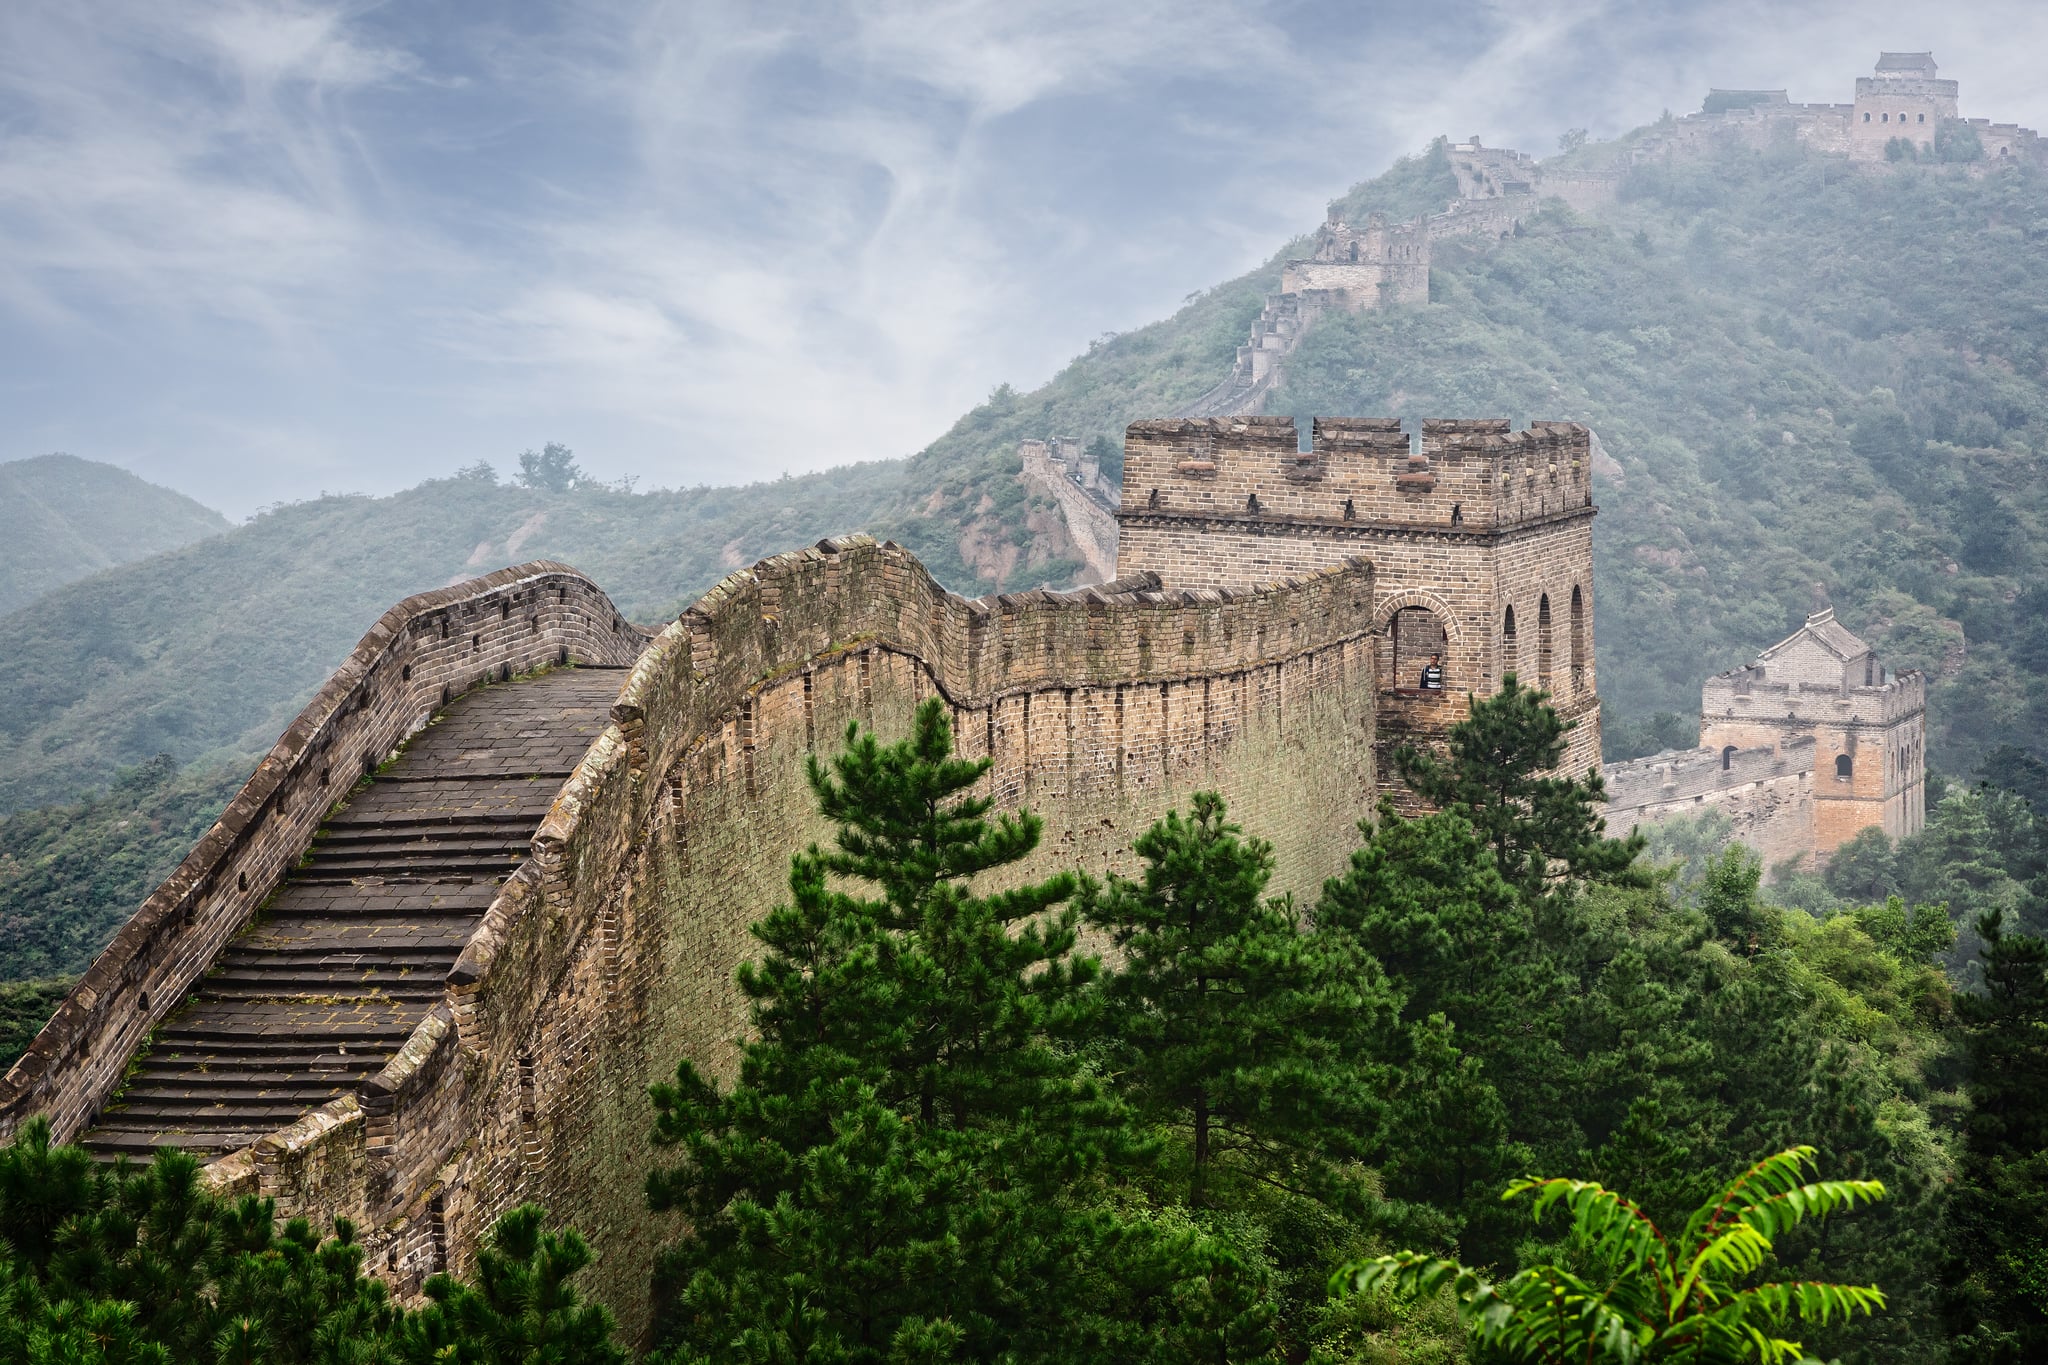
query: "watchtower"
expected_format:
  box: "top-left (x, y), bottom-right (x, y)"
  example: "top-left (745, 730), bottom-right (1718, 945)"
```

top-left (1114, 416), bottom-right (1602, 789)
top-left (1852, 52), bottom-right (1957, 159)
top-left (1698, 608), bottom-right (1926, 852)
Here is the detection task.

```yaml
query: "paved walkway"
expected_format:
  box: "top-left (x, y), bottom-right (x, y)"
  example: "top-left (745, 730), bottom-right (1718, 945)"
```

top-left (79, 668), bottom-right (624, 1162)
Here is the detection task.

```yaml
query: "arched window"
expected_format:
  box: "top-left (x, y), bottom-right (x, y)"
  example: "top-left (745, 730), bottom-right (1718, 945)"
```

top-left (1917, 113), bottom-right (1926, 123)
top-left (1569, 585), bottom-right (1585, 691)
top-left (1502, 604), bottom-right (1518, 680)
top-left (1537, 593), bottom-right (1554, 690)
top-left (1836, 753), bottom-right (1854, 780)
top-left (1391, 606), bottom-right (1450, 693)
top-left (1863, 111), bottom-right (1872, 122)
top-left (1722, 745), bottom-right (1737, 771)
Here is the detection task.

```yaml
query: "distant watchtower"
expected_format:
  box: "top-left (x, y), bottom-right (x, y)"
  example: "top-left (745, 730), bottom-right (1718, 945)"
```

top-left (1114, 416), bottom-right (1602, 788)
top-left (1852, 52), bottom-right (1957, 158)
top-left (1698, 608), bottom-right (1926, 852)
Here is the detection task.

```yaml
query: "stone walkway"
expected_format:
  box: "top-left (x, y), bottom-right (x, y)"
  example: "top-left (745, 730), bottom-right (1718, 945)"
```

top-left (78, 667), bottom-right (625, 1162)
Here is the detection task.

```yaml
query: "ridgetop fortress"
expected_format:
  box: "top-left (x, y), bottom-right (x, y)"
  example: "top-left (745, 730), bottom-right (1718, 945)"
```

top-left (1655, 51), bottom-right (2044, 166)
top-left (1115, 416), bottom-right (1601, 785)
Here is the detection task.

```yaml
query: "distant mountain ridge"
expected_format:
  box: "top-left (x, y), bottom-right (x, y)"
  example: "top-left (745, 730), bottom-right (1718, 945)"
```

top-left (0, 455), bottom-right (229, 615)
top-left (7, 111), bottom-right (2048, 824)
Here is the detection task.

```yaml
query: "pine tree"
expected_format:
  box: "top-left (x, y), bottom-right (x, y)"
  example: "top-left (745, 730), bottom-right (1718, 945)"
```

top-left (392, 1205), bottom-right (625, 1364)
top-left (1080, 792), bottom-right (1399, 1210)
top-left (1394, 674), bottom-right (1645, 899)
top-left (1946, 909), bottom-right (2048, 1360)
top-left (0, 1118), bottom-right (615, 1364)
top-left (647, 699), bottom-right (1244, 1364)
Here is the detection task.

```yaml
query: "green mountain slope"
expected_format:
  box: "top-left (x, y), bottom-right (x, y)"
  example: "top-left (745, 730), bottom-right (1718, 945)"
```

top-left (1277, 142), bottom-right (2048, 773)
top-left (0, 463), bottom-right (907, 811)
top-left (8, 134), bottom-right (2048, 831)
top-left (0, 455), bottom-right (229, 615)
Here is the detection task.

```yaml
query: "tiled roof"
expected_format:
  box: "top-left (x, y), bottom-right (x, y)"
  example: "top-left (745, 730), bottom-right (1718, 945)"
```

top-left (1757, 607), bottom-right (1870, 663)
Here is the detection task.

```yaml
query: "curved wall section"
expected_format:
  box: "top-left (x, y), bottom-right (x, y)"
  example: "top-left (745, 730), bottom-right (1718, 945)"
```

top-left (0, 562), bottom-right (647, 1143)
top-left (214, 535), bottom-right (1383, 1339)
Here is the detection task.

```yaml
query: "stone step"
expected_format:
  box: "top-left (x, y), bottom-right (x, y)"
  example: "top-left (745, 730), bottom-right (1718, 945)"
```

top-left (100, 1093), bottom-right (350, 1124)
top-left (214, 944), bottom-right (460, 971)
top-left (76, 667), bottom-right (622, 1163)
top-left (288, 857), bottom-right (523, 884)
top-left (126, 1061), bottom-right (384, 1088)
top-left (80, 1129), bottom-right (275, 1161)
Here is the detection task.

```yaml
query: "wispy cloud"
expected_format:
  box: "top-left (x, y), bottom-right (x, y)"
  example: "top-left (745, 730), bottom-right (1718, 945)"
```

top-left (1, 0), bottom-right (2044, 511)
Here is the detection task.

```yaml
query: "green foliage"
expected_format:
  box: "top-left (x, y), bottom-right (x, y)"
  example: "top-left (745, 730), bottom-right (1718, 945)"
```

top-left (393, 1206), bottom-right (626, 1364)
top-left (0, 977), bottom-right (74, 1070)
top-left (0, 455), bottom-right (227, 616)
top-left (1080, 792), bottom-right (1395, 1208)
top-left (514, 442), bottom-right (585, 493)
top-left (0, 1117), bottom-right (622, 1362)
top-left (1945, 910), bottom-right (2048, 1358)
top-left (1394, 675), bottom-right (1646, 900)
top-left (645, 699), bottom-right (1259, 1364)
top-left (1085, 433), bottom-right (1123, 485)
top-left (1334, 1147), bottom-right (1887, 1364)
top-left (1604, 711), bottom-right (1699, 763)
top-left (0, 756), bottom-right (246, 982)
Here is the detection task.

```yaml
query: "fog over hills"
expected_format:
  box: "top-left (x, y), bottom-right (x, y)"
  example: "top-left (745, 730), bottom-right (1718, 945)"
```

top-left (0, 455), bottom-right (228, 615)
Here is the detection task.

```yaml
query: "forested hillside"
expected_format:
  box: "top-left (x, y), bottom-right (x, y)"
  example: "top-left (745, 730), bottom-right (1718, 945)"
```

top-left (1279, 137), bottom-right (2048, 775)
top-left (0, 454), bottom-right (228, 615)
top-left (8, 125), bottom-right (2048, 985)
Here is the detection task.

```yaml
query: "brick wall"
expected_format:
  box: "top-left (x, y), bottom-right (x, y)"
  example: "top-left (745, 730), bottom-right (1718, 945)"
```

top-left (217, 536), bottom-right (1382, 1342)
top-left (0, 563), bottom-right (646, 1145)
top-left (1117, 416), bottom-right (1602, 791)
top-left (1604, 741), bottom-right (1817, 868)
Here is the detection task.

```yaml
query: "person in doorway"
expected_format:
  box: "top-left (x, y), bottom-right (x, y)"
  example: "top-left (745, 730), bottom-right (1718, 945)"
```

top-left (1419, 653), bottom-right (1444, 690)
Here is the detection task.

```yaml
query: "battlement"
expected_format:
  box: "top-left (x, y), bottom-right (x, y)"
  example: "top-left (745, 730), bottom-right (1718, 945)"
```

top-left (1701, 665), bottom-right (1926, 728)
top-left (1118, 416), bottom-right (1593, 536)
top-left (1605, 736), bottom-right (1815, 812)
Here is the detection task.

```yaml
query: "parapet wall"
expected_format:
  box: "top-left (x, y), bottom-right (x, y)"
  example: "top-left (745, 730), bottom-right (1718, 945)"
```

top-left (0, 563), bottom-right (648, 1144)
top-left (1603, 740), bottom-right (1816, 870)
top-left (1700, 669), bottom-right (1926, 731)
top-left (213, 535), bottom-right (1383, 1339)
top-left (1118, 417), bottom-right (1591, 538)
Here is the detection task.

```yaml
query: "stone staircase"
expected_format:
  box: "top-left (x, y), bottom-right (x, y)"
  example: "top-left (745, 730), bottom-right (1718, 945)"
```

top-left (1179, 291), bottom-right (1331, 419)
top-left (77, 667), bottom-right (625, 1162)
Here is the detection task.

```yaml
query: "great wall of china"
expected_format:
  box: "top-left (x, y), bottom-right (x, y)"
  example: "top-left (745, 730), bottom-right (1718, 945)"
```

top-left (0, 411), bottom-right (1599, 1338)
top-left (2, 48), bottom-right (1993, 1347)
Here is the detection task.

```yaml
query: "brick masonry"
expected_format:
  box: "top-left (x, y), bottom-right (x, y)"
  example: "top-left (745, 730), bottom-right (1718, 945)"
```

top-left (0, 562), bottom-right (646, 1145)
top-left (1115, 416), bottom-right (1602, 788)
top-left (6, 417), bottom-right (1609, 1343)
top-left (1603, 608), bottom-right (1927, 864)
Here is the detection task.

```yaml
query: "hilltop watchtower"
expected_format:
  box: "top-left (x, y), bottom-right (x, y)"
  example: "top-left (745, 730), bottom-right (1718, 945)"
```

top-left (1114, 416), bottom-right (1602, 786)
top-left (1852, 52), bottom-right (1957, 158)
top-left (1698, 608), bottom-right (1926, 851)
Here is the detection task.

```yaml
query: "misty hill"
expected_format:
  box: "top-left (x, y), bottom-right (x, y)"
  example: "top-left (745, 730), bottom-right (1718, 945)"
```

top-left (8, 130), bottom-right (2048, 830)
top-left (0, 455), bottom-right (229, 615)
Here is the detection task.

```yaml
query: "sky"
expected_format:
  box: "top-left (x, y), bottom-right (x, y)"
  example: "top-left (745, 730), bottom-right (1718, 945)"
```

top-left (3, 1), bottom-right (2045, 515)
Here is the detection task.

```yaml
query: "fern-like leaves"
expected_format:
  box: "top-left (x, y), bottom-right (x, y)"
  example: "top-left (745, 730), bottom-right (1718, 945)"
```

top-left (1331, 1146), bottom-right (1887, 1363)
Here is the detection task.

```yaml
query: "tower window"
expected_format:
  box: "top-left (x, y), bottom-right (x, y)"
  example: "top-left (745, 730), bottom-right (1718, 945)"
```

top-left (1502, 605), bottom-right (1518, 680)
top-left (1722, 745), bottom-right (1737, 771)
top-left (1917, 113), bottom-right (1925, 123)
top-left (1569, 585), bottom-right (1586, 692)
top-left (1392, 607), bottom-right (1450, 693)
top-left (1836, 754), bottom-right (1854, 780)
top-left (1537, 594), bottom-right (1554, 691)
